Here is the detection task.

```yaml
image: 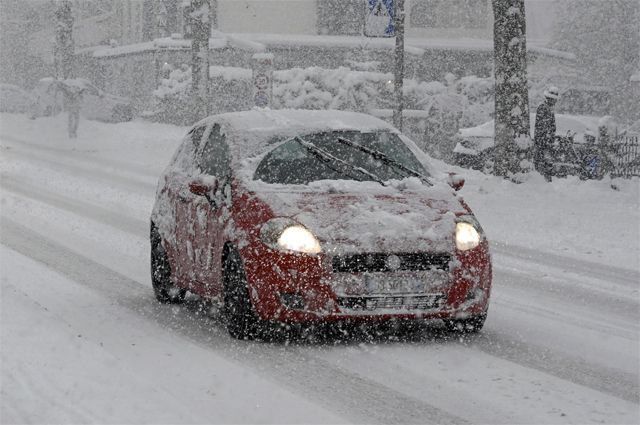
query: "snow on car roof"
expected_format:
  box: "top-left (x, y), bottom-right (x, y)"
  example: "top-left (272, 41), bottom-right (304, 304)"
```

top-left (197, 108), bottom-right (397, 157)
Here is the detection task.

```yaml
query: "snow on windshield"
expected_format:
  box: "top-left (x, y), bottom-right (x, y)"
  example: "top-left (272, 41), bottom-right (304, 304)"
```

top-left (254, 130), bottom-right (428, 185)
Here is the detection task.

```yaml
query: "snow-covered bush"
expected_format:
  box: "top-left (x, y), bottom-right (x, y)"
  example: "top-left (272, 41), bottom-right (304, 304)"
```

top-left (148, 65), bottom-right (196, 125)
top-left (454, 75), bottom-right (494, 127)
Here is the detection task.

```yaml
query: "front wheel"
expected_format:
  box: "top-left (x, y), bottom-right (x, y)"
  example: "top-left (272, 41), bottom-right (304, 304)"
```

top-left (150, 223), bottom-right (186, 303)
top-left (443, 313), bottom-right (486, 334)
top-left (223, 248), bottom-right (263, 340)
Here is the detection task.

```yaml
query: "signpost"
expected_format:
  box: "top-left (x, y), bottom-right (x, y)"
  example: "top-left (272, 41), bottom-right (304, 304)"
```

top-left (364, 0), bottom-right (395, 37)
top-left (364, 0), bottom-right (403, 131)
top-left (252, 53), bottom-right (274, 108)
top-left (392, 0), bottom-right (404, 131)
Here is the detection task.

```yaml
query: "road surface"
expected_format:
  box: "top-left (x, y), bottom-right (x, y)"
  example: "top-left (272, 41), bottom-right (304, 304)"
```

top-left (1, 124), bottom-right (638, 424)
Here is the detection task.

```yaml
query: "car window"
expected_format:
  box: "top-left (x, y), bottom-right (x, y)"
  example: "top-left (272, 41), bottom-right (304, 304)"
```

top-left (198, 124), bottom-right (230, 179)
top-left (254, 130), bottom-right (428, 185)
top-left (170, 125), bottom-right (207, 173)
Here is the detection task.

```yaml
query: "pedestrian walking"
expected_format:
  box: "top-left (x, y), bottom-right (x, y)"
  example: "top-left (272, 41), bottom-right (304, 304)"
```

top-left (534, 86), bottom-right (559, 181)
top-left (60, 79), bottom-right (85, 138)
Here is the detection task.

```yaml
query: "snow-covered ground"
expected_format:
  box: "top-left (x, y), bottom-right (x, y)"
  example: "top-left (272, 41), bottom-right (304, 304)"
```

top-left (1, 113), bottom-right (638, 424)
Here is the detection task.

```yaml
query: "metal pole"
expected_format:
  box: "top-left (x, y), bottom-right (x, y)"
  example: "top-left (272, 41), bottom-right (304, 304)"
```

top-left (393, 0), bottom-right (405, 131)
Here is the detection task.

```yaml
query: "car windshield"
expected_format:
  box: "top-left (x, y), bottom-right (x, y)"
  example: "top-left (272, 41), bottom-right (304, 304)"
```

top-left (254, 130), bottom-right (429, 185)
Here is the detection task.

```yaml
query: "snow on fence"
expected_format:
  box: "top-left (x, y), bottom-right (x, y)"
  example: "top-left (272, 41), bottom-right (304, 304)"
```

top-left (610, 136), bottom-right (640, 179)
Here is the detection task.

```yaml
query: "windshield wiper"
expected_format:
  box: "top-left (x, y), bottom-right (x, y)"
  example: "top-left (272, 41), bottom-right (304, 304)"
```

top-left (292, 136), bottom-right (386, 186)
top-left (336, 137), bottom-right (432, 186)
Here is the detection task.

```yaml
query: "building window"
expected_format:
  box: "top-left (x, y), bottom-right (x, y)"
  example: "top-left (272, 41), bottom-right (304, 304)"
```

top-left (410, 0), bottom-right (488, 29)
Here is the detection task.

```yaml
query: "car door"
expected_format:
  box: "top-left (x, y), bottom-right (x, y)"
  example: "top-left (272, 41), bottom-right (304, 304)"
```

top-left (192, 124), bottom-right (231, 298)
top-left (168, 124), bottom-right (207, 289)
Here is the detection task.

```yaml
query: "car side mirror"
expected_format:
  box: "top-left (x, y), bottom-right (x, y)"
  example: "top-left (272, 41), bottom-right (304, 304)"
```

top-left (188, 180), bottom-right (212, 196)
top-left (448, 173), bottom-right (465, 191)
top-left (189, 177), bottom-right (218, 195)
top-left (188, 175), bottom-right (220, 205)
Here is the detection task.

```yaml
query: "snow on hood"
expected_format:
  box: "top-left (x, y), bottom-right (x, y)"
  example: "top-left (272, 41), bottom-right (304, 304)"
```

top-left (245, 177), bottom-right (464, 255)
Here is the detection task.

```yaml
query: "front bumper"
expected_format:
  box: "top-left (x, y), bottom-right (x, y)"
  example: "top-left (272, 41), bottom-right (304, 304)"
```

top-left (240, 241), bottom-right (492, 323)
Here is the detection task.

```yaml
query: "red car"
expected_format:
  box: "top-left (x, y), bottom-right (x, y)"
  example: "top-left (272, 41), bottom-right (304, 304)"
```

top-left (150, 109), bottom-right (492, 339)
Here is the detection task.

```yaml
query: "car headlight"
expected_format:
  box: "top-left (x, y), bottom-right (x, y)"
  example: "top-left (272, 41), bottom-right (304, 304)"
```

top-left (455, 216), bottom-right (483, 251)
top-left (261, 218), bottom-right (321, 254)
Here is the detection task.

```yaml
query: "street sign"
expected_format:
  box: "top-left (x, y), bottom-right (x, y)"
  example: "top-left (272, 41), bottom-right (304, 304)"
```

top-left (252, 53), bottom-right (274, 108)
top-left (364, 0), bottom-right (395, 37)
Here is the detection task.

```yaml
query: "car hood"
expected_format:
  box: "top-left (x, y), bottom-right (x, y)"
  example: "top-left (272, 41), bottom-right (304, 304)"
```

top-left (251, 179), bottom-right (464, 255)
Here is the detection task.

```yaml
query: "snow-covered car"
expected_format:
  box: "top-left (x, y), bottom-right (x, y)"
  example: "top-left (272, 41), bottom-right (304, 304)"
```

top-left (31, 77), bottom-right (133, 122)
top-left (453, 114), bottom-right (601, 171)
top-left (151, 109), bottom-right (492, 339)
top-left (0, 83), bottom-right (35, 113)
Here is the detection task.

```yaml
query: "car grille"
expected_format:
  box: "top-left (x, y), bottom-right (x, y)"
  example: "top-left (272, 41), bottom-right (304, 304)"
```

top-left (337, 294), bottom-right (446, 312)
top-left (332, 253), bottom-right (451, 273)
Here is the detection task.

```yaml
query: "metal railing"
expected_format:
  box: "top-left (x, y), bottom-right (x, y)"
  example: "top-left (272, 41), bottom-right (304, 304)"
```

top-left (609, 136), bottom-right (640, 179)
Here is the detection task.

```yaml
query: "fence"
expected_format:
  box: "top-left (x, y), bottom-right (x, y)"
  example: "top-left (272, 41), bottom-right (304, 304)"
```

top-left (609, 136), bottom-right (640, 179)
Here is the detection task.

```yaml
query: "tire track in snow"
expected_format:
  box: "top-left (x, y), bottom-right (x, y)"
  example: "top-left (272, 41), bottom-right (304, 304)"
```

top-left (0, 218), bottom-right (467, 425)
top-left (1, 176), bottom-right (147, 238)
top-left (491, 241), bottom-right (640, 288)
top-left (1, 145), bottom-right (155, 194)
top-left (493, 265), bottom-right (639, 334)
top-left (0, 133), bottom-right (161, 181)
top-left (470, 328), bottom-right (639, 404)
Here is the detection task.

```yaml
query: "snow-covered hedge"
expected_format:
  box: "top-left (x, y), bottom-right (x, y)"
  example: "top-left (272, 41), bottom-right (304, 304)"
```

top-left (148, 66), bottom-right (196, 125)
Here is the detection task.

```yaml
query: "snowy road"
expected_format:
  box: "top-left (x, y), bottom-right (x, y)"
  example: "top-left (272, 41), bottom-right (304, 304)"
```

top-left (1, 115), bottom-right (639, 424)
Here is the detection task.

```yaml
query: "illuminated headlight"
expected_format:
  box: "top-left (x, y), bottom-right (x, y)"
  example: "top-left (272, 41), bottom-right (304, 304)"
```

top-left (455, 216), bottom-right (483, 251)
top-left (261, 218), bottom-right (321, 254)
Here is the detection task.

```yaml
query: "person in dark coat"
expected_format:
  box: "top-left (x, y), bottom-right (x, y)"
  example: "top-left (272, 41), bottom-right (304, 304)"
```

top-left (534, 86), bottom-right (559, 181)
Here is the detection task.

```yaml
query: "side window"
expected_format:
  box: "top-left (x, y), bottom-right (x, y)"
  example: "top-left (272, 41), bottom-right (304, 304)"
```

top-left (171, 125), bottom-right (207, 173)
top-left (198, 124), bottom-right (230, 179)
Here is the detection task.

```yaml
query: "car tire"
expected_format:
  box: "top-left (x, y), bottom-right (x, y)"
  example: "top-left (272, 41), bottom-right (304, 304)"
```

top-left (444, 313), bottom-right (487, 334)
top-left (150, 223), bottom-right (186, 304)
top-left (223, 247), bottom-right (262, 340)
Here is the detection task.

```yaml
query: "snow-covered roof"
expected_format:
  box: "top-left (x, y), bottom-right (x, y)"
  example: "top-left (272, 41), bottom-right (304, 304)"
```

top-left (93, 41), bottom-right (157, 58)
top-left (198, 109), bottom-right (396, 157)
top-left (91, 32), bottom-right (573, 61)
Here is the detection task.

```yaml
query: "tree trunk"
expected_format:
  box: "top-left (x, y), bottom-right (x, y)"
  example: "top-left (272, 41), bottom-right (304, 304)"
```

top-left (393, 0), bottom-right (405, 132)
top-left (54, 0), bottom-right (74, 79)
top-left (163, 0), bottom-right (179, 36)
top-left (492, 0), bottom-right (530, 176)
top-left (190, 0), bottom-right (211, 119)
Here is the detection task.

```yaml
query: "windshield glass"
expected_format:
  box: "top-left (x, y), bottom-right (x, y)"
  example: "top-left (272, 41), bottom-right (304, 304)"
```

top-left (254, 130), bottom-right (428, 185)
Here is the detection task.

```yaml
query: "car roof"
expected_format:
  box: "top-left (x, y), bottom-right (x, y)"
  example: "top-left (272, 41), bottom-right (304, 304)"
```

top-left (195, 109), bottom-right (397, 157)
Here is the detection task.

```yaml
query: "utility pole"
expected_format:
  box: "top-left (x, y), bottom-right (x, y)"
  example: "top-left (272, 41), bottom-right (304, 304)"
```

top-left (492, 0), bottom-right (530, 176)
top-left (189, 0), bottom-right (211, 119)
top-left (393, 0), bottom-right (405, 132)
top-left (54, 0), bottom-right (74, 79)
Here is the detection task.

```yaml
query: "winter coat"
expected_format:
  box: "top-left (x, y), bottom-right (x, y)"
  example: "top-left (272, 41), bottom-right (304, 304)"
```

top-left (534, 102), bottom-right (556, 152)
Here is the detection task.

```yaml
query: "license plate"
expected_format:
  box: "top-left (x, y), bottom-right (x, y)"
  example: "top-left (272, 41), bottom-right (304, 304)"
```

top-left (330, 271), bottom-right (449, 296)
